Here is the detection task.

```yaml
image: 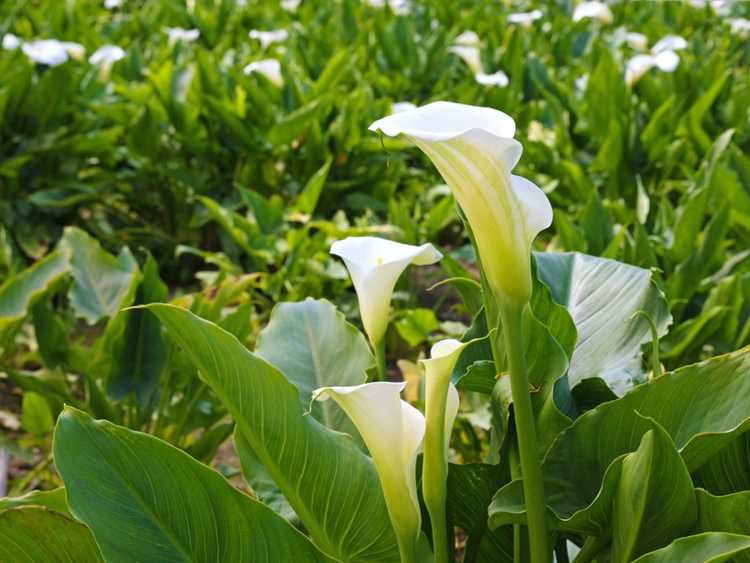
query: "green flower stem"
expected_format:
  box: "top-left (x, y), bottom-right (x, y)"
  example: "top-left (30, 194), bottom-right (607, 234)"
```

top-left (499, 302), bottom-right (550, 563)
top-left (374, 338), bottom-right (386, 381)
top-left (422, 373), bottom-right (451, 563)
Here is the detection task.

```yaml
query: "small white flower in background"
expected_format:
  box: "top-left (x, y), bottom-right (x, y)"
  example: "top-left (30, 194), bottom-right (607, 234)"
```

top-left (248, 29), bottom-right (289, 49)
top-left (89, 45), bottom-right (126, 67)
top-left (507, 9), bottom-right (543, 28)
top-left (392, 101), bottom-right (418, 114)
top-left (2, 33), bottom-right (21, 51)
top-left (449, 31), bottom-right (509, 88)
top-left (572, 1), bottom-right (613, 24)
top-left (729, 18), bottom-right (750, 36)
top-left (365, 0), bottom-right (410, 14)
top-left (164, 27), bottom-right (200, 45)
top-left (624, 31), bottom-right (648, 51)
top-left (312, 382), bottom-right (425, 562)
top-left (625, 34), bottom-right (687, 86)
top-left (104, 0), bottom-right (122, 8)
top-left (370, 102), bottom-right (553, 307)
top-left (281, 0), bottom-right (300, 11)
top-left (475, 70), bottom-right (509, 87)
top-left (575, 73), bottom-right (589, 91)
top-left (330, 237), bottom-right (442, 348)
top-left (22, 39), bottom-right (84, 66)
top-left (236, 0), bottom-right (247, 6)
top-left (243, 58), bottom-right (283, 86)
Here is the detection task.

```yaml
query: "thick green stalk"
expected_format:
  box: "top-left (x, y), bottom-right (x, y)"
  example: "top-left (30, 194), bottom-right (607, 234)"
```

top-left (499, 303), bottom-right (550, 563)
top-left (422, 373), bottom-right (451, 563)
top-left (374, 338), bottom-right (386, 381)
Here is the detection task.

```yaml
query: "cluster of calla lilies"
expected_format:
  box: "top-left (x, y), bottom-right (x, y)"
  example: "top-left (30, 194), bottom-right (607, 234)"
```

top-left (312, 101), bottom-right (553, 563)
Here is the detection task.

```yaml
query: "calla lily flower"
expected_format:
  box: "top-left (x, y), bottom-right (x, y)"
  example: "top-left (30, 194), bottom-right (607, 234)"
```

top-left (475, 70), bottom-right (509, 88)
top-left (508, 9), bottom-right (543, 28)
top-left (448, 41), bottom-right (509, 88)
top-left (369, 102), bottom-right (552, 308)
top-left (651, 34), bottom-right (688, 54)
top-left (448, 44), bottom-right (482, 74)
top-left (89, 45), bottom-right (126, 68)
top-left (575, 73), bottom-right (589, 92)
top-left (248, 29), bottom-right (289, 49)
top-left (104, 0), bottom-right (122, 8)
top-left (243, 59), bottom-right (283, 86)
top-left (625, 51), bottom-right (678, 86)
top-left (624, 31), bottom-right (648, 51)
top-left (366, 0), bottom-right (410, 14)
top-left (2, 33), bottom-right (20, 51)
top-left (572, 1), bottom-right (613, 24)
top-left (164, 27), bottom-right (200, 45)
top-left (729, 18), bottom-right (750, 36)
top-left (312, 382), bottom-right (425, 563)
top-left (22, 40), bottom-right (84, 66)
top-left (281, 0), bottom-right (301, 11)
top-left (330, 237), bottom-right (442, 349)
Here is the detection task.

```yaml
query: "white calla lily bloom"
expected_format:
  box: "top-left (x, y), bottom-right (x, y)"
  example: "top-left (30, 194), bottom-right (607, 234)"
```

top-left (248, 29), bottom-right (289, 49)
top-left (164, 27), bottom-right (200, 45)
top-left (475, 70), bottom-right (509, 88)
top-left (2, 33), bottom-right (21, 51)
top-left (312, 382), bottom-right (425, 563)
top-left (454, 30), bottom-right (480, 46)
top-left (729, 18), bottom-right (750, 37)
top-left (330, 237), bottom-right (442, 348)
top-left (625, 34), bottom-right (685, 86)
top-left (243, 58), bottom-right (283, 86)
top-left (22, 40), bottom-right (84, 66)
top-left (624, 31), bottom-right (648, 51)
top-left (572, 1), bottom-right (613, 24)
top-left (508, 9), bottom-right (543, 28)
top-left (104, 0), bottom-right (122, 8)
top-left (369, 102), bottom-right (552, 307)
top-left (651, 34), bottom-right (688, 54)
top-left (89, 45), bottom-right (126, 67)
top-left (281, 0), bottom-right (301, 11)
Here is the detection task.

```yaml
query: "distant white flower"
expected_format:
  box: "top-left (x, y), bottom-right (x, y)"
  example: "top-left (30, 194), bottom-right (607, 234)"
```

top-left (243, 58), bottom-right (283, 86)
top-left (22, 40), bottom-right (84, 66)
top-left (366, 0), bottom-right (410, 14)
top-left (729, 18), bottom-right (750, 36)
top-left (625, 31), bottom-right (648, 51)
top-left (625, 34), bottom-right (686, 86)
top-left (281, 0), bottom-right (300, 10)
top-left (508, 9), bottom-right (543, 28)
top-left (248, 29), bottom-right (289, 49)
top-left (164, 27), bottom-right (200, 45)
top-left (89, 45), bottom-right (126, 67)
top-left (475, 70), bottom-right (509, 87)
top-left (572, 1), bottom-right (613, 24)
top-left (392, 101), bottom-right (417, 114)
top-left (651, 35), bottom-right (688, 54)
top-left (2, 33), bottom-right (21, 51)
top-left (454, 30), bottom-right (480, 47)
top-left (449, 36), bottom-right (509, 88)
top-left (236, 0), bottom-right (247, 6)
top-left (575, 73), bottom-right (589, 91)
top-left (104, 0), bottom-right (122, 8)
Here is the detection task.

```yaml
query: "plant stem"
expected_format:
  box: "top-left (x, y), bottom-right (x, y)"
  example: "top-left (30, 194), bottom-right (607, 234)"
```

top-left (374, 338), bottom-right (386, 381)
top-left (422, 372), bottom-right (451, 563)
top-left (499, 303), bottom-right (550, 563)
top-left (572, 535), bottom-right (608, 563)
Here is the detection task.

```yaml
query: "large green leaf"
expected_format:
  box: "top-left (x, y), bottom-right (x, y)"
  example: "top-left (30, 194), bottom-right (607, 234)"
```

top-left (59, 227), bottom-right (139, 325)
top-left (633, 533), bottom-right (750, 563)
top-left (490, 347), bottom-right (750, 536)
top-left (255, 298), bottom-right (372, 433)
top-left (54, 407), bottom-right (333, 563)
top-left (144, 304), bottom-right (399, 562)
top-left (0, 249), bottom-right (69, 349)
top-left (695, 489), bottom-right (750, 562)
top-left (0, 506), bottom-right (103, 563)
top-left (0, 487), bottom-right (69, 515)
top-left (534, 252), bottom-right (671, 394)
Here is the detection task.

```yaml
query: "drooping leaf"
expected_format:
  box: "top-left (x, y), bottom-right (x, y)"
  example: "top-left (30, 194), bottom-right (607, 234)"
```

top-left (632, 533), bottom-right (750, 563)
top-left (0, 488), bottom-right (69, 515)
top-left (0, 507), bottom-right (103, 563)
top-left (58, 227), bottom-right (139, 325)
top-left (144, 304), bottom-right (399, 562)
top-left (54, 407), bottom-right (333, 563)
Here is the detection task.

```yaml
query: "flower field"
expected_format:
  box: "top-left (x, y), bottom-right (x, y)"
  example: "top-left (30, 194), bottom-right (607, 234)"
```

top-left (1, 1), bottom-right (750, 561)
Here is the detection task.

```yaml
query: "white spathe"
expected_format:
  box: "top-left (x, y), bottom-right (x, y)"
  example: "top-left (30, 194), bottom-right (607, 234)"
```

top-left (330, 237), bottom-right (441, 347)
top-left (248, 29), bottom-right (289, 49)
top-left (2, 33), bottom-right (21, 51)
top-left (365, 0), bottom-right (410, 14)
top-left (454, 30), bottom-right (480, 46)
top-left (22, 40), bottom-right (84, 66)
top-left (243, 58), bottom-right (283, 86)
top-left (89, 45), bottom-right (126, 66)
top-left (624, 31), bottom-right (648, 51)
top-left (729, 18), bottom-right (750, 36)
top-left (164, 27), bottom-right (200, 45)
top-left (369, 102), bottom-right (552, 307)
top-left (312, 382), bottom-right (425, 561)
top-left (104, 0), bottom-right (122, 8)
top-left (476, 70), bottom-right (509, 87)
top-left (508, 9), bottom-right (543, 28)
top-left (281, 0), bottom-right (301, 11)
top-left (651, 34), bottom-right (688, 54)
top-left (625, 35), bottom-right (685, 86)
top-left (572, 1), bottom-right (613, 24)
